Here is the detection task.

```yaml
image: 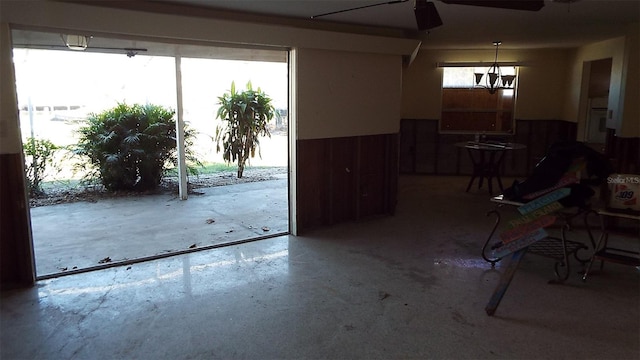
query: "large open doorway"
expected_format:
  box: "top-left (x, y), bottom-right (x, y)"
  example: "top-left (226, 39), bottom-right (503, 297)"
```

top-left (582, 57), bottom-right (612, 153)
top-left (12, 29), bottom-right (290, 278)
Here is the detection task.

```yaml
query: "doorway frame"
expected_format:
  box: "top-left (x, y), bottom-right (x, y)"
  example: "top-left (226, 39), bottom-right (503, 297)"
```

top-left (9, 27), bottom-right (296, 279)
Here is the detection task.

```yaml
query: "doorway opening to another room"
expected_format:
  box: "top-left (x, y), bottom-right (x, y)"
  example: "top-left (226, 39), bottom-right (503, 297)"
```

top-left (12, 29), bottom-right (290, 278)
top-left (583, 57), bottom-right (612, 153)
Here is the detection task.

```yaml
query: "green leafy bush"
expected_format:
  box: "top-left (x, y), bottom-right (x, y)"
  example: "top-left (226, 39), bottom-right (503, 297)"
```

top-left (23, 137), bottom-right (59, 196)
top-left (215, 81), bottom-right (275, 178)
top-left (75, 103), bottom-right (198, 192)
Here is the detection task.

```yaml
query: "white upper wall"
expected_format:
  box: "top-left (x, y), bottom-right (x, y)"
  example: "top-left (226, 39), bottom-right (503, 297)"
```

top-left (0, 1), bottom-right (420, 56)
top-left (403, 31), bottom-right (639, 139)
top-left (0, 23), bottom-right (21, 154)
top-left (567, 37), bottom-right (626, 138)
top-left (0, 0), bottom-right (420, 153)
top-left (620, 23), bottom-right (639, 138)
top-left (296, 49), bottom-right (402, 139)
top-left (402, 48), bottom-right (572, 121)
top-left (566, 25), bottom-right (639, 139)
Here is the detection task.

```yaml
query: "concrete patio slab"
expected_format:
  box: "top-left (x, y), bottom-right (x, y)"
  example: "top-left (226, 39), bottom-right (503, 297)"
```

top-left (30, 176), bottom-right (289, 277)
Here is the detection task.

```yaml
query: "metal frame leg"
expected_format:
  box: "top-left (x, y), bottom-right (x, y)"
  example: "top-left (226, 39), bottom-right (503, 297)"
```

top-left (549, 223), bottom-right (571, 284)
top-left (466, 148), bottom-right (480, 192)
top-left (492, 150), bottom-right (506, 194)
top-left (482, 209), bottom-right (503, 266)
top-left (582, 211), bottom-right (608, 281)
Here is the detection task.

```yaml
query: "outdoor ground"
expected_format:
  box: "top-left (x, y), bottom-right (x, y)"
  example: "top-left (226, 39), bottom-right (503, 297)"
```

top-left (29, 166), bottom-right (288, 208)
top-left (29, 166), bottom-right (290, 277)
top-left (24, 130), bottom-right (290, 277)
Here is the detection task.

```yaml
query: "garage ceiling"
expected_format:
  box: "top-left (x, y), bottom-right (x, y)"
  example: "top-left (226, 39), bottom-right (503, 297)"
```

top-left (9, 0), bottom-right (639, 55)
top-left (152, 0), bottom-right (639, 49)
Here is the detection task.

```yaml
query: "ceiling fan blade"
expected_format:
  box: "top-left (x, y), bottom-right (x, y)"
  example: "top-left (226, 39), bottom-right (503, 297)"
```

top-left (311, 0), bottom-right (408, 19)
top-left (415, 0), bottom-right (443, 30)
top-left (440, 0), bottom-right (544, 11)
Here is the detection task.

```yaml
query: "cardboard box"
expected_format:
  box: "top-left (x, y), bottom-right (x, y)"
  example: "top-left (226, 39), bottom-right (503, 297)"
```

top-left (606, 174), bottom-right (640, 213)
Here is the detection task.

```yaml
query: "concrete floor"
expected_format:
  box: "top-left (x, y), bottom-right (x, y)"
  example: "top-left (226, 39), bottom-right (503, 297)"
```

top-left (2, 175), bottom-right (639, 359)
top-left (30, 175), bottom-right (289, 277)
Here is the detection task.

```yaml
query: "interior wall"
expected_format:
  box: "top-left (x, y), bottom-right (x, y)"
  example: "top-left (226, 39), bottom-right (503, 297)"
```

top-left (0, 23), bottom-right (21, 155)
top-left (401, 48), bottom-right (572, 121)
top-left (566, 37), bottom-right (626, 136)
top-left (0, 0), bottom-right (416, 147)
top-left (296, 49), bottom-right (403, 139)
top-left (296, 133), bottom-right (399, 232)
top-left (0, 1), bottom-right (419, 58)
top-left (620, 23), bottom-right (640, 138)
top-left (0, 22), bottom-right (36, 288)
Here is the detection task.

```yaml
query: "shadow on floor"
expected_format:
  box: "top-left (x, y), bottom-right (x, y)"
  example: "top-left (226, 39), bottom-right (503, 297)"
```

top-left (2, 175), bottom-right (638, 359)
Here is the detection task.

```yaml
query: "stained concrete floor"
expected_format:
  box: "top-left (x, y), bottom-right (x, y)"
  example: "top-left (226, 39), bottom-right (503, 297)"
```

top-left (2, 175), bottom-right (639, 359)
top-left (30, 175), bottom-right (289, 277)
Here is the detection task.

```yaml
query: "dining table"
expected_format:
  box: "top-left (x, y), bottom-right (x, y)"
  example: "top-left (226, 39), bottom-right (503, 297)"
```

top-left (455, 141), bottom-right (526, 194)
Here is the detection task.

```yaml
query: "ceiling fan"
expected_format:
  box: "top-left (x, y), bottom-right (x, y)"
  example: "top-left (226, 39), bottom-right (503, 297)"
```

top-left (312, 0), bottom-right (545, 31)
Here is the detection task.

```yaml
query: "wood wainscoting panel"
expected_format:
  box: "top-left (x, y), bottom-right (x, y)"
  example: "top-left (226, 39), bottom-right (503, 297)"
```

top-left (415, 121), bottom-right (438, 174)
top-left (0, 153), bottom-right (36, 288)
top-left (512, 120), bottom-right (578, 176)
top-left (329, 137), bottom-right (357, 225)
top-left (296, 138), bottom-right (331, 230)
top-left (296, 134), bottom-right (398, 233)
top-left (399, 119), bottom-right (438, 174)
top-left (399, 120), bottom-right (417, 173)
top-left (606, 130), bottom-right (640, 174)
top-left (399, 119), bottom-right (578, 178)
top-left (358, 134), bottom-right (397, 218)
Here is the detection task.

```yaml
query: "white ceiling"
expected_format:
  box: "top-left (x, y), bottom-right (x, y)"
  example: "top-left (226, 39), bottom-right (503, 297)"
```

top-left (9, 0), bottom-right (639, 54)
top-left (156, 0), bottom-right (640, 49)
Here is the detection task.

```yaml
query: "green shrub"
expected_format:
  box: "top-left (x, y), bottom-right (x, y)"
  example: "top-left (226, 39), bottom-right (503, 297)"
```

top-left (75, 103), bottom-right (199, 192)
top-left (23, 137), bottom-right (59, 196)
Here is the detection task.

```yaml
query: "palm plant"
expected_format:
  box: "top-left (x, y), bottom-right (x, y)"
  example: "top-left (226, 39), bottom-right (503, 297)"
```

top-left (215, 81), bottom-right (275, 178)
top-left (75, 103), bottom-right (198, 191)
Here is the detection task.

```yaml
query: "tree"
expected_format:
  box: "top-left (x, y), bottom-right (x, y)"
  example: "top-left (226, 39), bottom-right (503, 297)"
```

top-left (215, 81), bottom-right (275, 178)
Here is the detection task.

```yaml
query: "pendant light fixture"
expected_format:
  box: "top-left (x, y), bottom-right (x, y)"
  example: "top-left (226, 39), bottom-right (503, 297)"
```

top-left (474, 41), bottom-right (516, 94)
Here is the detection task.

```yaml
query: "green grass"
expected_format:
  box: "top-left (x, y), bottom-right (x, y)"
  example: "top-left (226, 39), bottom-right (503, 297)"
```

top-left (197, 162), bottom-right (283, 175)
top-left (170, 162), bottom-right (279, 176)
top-left (40, 178), bottom-right (83, 191)
top-left (197, 162), bottom-right (234, 175)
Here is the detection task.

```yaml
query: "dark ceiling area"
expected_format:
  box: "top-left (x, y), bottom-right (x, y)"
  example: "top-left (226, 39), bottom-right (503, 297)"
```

top-left (10, 0), bottom-right (639, 53)
top-left (151, 0), bottom-right (639, 49)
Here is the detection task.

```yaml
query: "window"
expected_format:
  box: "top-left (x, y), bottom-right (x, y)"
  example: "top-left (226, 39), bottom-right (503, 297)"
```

top-left (440, 66), bottom-right (517, 134)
